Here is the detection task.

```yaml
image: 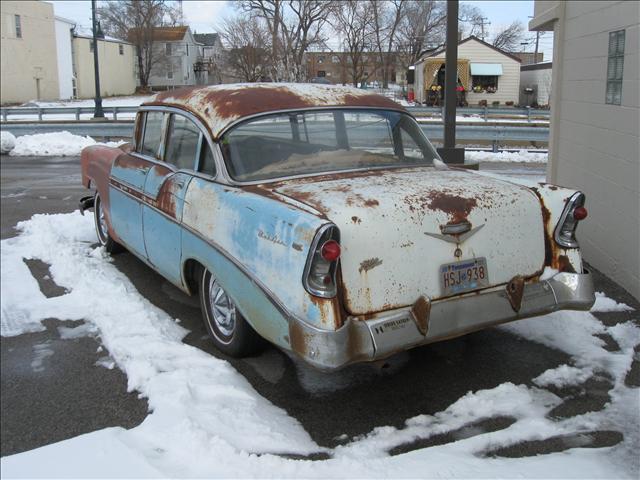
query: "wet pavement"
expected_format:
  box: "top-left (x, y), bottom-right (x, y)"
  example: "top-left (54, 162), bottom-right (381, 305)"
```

top-left (1, 154), bottom-right (638, 461)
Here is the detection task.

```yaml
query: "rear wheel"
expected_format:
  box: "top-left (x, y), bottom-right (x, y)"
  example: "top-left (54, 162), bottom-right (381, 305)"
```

top-left (94, 192), bottom-right (123, 254)
top-left (199, 267), bottom-right (262, 357)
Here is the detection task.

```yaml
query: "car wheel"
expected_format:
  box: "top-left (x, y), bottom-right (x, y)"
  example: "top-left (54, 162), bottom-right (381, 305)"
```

top-left (94, 192), bottom-right (123, 254)
top-left (199, 267), bottom-right (262, 357)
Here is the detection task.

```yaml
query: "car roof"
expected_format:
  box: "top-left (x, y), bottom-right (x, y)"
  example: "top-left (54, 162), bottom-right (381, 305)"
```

top-left (142, 83), bottom-right (406, 140)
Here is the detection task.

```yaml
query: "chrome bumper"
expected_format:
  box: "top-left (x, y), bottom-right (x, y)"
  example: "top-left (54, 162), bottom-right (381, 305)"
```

top-left (288, 271), bottom-right (595, 370)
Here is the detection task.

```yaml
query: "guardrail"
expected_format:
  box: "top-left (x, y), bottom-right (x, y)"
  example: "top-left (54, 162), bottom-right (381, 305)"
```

top-left (0, 105), bottom-right (549, 122)
top-left (0, 106), bottom-right (139, 121)
top-left (0, 121), bottom-right (548, 152)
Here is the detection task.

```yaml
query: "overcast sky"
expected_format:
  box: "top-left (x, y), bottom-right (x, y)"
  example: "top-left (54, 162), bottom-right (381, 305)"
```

top-left (48, 0), bottom-right (553, 60)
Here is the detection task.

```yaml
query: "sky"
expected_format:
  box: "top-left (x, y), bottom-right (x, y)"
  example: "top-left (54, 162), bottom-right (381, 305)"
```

top-left (48, 0), bottom-right (553, 60)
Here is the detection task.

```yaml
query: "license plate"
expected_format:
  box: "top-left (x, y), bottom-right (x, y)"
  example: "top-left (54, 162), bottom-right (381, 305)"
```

top-left (439, 257), bottom-right (490, 296)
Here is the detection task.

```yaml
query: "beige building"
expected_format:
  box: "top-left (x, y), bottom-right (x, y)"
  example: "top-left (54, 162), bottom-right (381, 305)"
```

top-left (530, 1), bottom-right (639, 299)
top-left (72, 35), bottom-right (136, 98)
top-left (1, 0), bottom-right (59, 104)
top-left (414, 36), bottom-right (522, 106)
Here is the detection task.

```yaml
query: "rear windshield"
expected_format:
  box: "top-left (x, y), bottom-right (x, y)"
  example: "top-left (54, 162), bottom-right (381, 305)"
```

top-left (220, 109), bottom-right (440, 182)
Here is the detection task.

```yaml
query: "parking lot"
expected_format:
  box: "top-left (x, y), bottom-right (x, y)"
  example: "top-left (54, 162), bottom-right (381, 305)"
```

top-left (1, 154), bottom-right (638, 477)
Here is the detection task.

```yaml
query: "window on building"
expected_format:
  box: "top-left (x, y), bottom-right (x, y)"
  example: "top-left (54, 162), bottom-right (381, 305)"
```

top-left (317, 70), bottom-right (326, 77)
top-left (15, 15), bottom-right (22, 38)
top-left (167, 67), bottom-right (173, 79)
top-left (186, 44), bottom-right (189, 56)
top-left (332, 55), bottom-right (339, 63)
top-left (89, 40), bottom-right (94, 53)
top-left (118, 44), bottom-right (124, 55)
top-left (472, 75), bottom-right (499, 93)
top-left (166, 43), bottom-right (172, 56)
top-left (318, 56), bottom-right (324, 64)
top-left (606, 29), bottom-right (625, 105)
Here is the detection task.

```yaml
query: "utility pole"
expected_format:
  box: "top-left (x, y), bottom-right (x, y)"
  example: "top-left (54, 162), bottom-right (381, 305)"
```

top-left (534, 31), bottom-right (541, 62)
top-left (91, 0), bottom-right (104, 119)
top-left (437, 0), bottom-right (464, 165)
top-left (478, 16), bottom-right (490, 41)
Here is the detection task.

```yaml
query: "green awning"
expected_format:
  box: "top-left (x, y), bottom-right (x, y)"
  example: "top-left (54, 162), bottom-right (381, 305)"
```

top-left (470, 63), bottom-right (503, 75)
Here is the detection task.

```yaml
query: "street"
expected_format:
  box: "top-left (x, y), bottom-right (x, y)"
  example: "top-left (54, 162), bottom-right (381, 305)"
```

top-left (2, 154), bottom-right (638, 472)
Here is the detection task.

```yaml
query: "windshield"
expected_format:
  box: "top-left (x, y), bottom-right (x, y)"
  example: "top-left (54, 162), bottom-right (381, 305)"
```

top-left (220, 109), bottom-right (441, 182)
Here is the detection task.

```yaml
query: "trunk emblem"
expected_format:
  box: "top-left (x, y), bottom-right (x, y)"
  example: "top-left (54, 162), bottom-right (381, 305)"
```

top-left (424, 223), bottom-right (484, 244)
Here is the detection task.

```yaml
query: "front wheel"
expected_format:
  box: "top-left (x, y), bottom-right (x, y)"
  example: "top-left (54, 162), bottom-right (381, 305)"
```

top-left (94, 192), bottom-right (123, 254)
top-left (199, 268), bottom-right (262, 357)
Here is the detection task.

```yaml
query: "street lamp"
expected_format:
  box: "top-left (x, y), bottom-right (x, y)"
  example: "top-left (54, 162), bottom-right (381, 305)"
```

top-left (91, 0), bottom-right (105, 118)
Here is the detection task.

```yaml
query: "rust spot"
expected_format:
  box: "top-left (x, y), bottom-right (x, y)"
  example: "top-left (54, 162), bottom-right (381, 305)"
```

top-left (292, 242), bottom-right (303, 251)
top-left (556, 254), bottom-right (576, 273)
top-left (343, 93), bottom-right (404, 111)
top-left (364, 198), bottom-right (379, 207)
top-left (351, 216), bottom-right (361, 224)
top-left (289, 320), bottom-right (311, 357)
top-left (400, 241), bottom-right (414, 248)
top-left (531, 187), bottom-right (555, 267)
top-left (506, 275), bottom-right (525, 312)
top-left (359, 257), bottom-right (383, 274)
top-left (411, 296), bottom-right (431, 336)
top-left (426, 191), bottom-right (477, 223)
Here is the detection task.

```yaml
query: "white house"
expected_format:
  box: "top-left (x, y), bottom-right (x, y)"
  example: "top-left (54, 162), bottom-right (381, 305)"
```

top-left (530, 0), bottom-right (639, 299)
top-left (54, 16), bottom-right (75, 100)
top-left (520, 61), bottom-right (552, 106)
top-left (414, 36), bottom-right (522, 106)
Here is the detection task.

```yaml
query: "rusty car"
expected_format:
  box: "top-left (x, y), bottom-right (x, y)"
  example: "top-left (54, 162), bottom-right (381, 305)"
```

top-left (79, 83), bottom-right (595, 369)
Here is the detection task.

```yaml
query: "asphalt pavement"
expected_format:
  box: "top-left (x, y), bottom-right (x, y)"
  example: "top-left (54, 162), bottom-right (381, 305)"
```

top-left (1, 154), bottom-right (638, 460)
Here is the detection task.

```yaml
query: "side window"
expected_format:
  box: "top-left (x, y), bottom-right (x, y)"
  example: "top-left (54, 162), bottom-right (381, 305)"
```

top-left (606, 29), bottom-right (625, 105)
top-left (198, 140), bottom-right (216, 176)
top-left (141, 111), bottom-right (164, 158)
top-left (164, 114), bottom-right (200, 170)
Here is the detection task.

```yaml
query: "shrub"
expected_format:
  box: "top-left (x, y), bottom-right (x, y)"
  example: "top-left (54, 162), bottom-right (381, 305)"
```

top-left (492, 101), bottom-right (500, 107)
top-left (478, 99), bottom-right (488, 107)
top-left (505, 101), bottom-right (514, 106)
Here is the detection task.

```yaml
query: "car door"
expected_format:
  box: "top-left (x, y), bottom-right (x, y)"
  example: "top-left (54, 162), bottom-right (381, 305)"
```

top-left (142, 111), bottom-right (211, 286)
top-left (109, 110), bottom-right (166, 258)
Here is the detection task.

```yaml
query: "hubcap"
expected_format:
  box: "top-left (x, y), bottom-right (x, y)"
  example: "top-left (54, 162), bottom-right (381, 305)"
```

top-left (208, 276), bottom-right (236, 337)
top-left (96, 197), bottom-right (108, 242)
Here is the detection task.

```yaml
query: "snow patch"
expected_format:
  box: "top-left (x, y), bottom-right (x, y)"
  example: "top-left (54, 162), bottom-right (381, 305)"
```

top-left (9, 131), bottom-right (125, 157)
top-left (1, 212), bottom-right (639, 478)
top-left (1, 130), bottom-right (16, 153)
top-left (465, 149), bottom-right (548, 163)
top-left (592, 291), bottom-right (634, 312)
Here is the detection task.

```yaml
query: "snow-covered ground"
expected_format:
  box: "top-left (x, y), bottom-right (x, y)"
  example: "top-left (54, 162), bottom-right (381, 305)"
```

top-left (0, 208), bottom-right (638, 478)
top-left (2, 131), bottom-right (125, 157)
top-left (24, 95), bottom-right (153, 109)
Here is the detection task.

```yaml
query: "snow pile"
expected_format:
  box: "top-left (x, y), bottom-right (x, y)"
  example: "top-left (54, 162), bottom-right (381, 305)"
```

top-left (1, 130), bottom-right (16, 153)
top-left (465, 149), bottom-right (548, 163)
top-left (8, 131), bottom-right (125, 157)
top-left (1, 212), bottom-right (639, 478)
top-left (592, 291), bottom-right (634, 312)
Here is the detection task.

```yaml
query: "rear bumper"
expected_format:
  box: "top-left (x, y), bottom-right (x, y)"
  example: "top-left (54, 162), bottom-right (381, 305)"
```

top-left (288, 271), bottom-right (595, 370)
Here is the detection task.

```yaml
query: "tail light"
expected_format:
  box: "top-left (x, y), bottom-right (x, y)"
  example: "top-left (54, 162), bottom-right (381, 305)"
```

top-left (303, 224), bottom-right (340, 298)
top-left (554, 192), bottom-right (587, 248)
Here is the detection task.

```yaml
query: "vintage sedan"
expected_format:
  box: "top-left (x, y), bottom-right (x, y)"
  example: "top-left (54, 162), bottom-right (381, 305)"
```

top-left (79, 84), bottom-right (595, 369)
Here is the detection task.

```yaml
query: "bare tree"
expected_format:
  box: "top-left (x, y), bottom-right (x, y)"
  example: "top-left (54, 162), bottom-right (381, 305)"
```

top-left (238, 0), bottom-right (284, 81)
top-left (221, 16), bottom-right (271, 82)
top-left (370, 0), bottom-right (406, 88)
top-left (281, 0), bottom-right (334, 81)
top-left (98, 0), bottom-right (181, 89)
top-left (330, 1), bottom-right (375, 87)
top-left (458, 3), bottom-right (485, 39)
top-left (395, 0), bottom-right (446, 73)
top-left (491, 21), bottom-right (525, 52)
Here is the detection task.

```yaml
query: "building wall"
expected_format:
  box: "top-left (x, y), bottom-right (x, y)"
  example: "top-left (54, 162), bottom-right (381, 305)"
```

top-left (414, 39), bottom-right (521, 105)
top-left (457, 40), bottom-right (521, 105)
top-left (0, 0), bottom-right (59, 104)
top-left (520, 65), bottom-right (552, 106)
top-left (147, 31), bottom-right (199, 88)
top-left (531, 0), bottom-right (640, 299)
top-left (73, 37), bottom-right (136, 98)
top-left (55, 18), bottom-right (75, 100)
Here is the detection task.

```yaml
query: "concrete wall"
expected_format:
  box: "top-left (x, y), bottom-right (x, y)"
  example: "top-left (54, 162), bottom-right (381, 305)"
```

top-left (0, 1), bottom-right (59, 104)
top-left (520, 66), bottom-right (553, 106)
top-left (531, 0), bottom-right (640, 299)
top-left (55, 18), bottom-right (75, 100)
top-left (73, 37), bottom-right (136, 98)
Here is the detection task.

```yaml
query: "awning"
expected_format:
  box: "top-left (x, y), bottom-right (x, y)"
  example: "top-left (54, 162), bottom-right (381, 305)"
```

top-left (470, 63), bottom-right (503, 75)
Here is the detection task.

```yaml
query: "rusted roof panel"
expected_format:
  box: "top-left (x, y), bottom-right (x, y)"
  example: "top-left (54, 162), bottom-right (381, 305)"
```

top-left (142, 83), bottom-right (407, 139)
top-left (128, 26), bottom-right (188, 42)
